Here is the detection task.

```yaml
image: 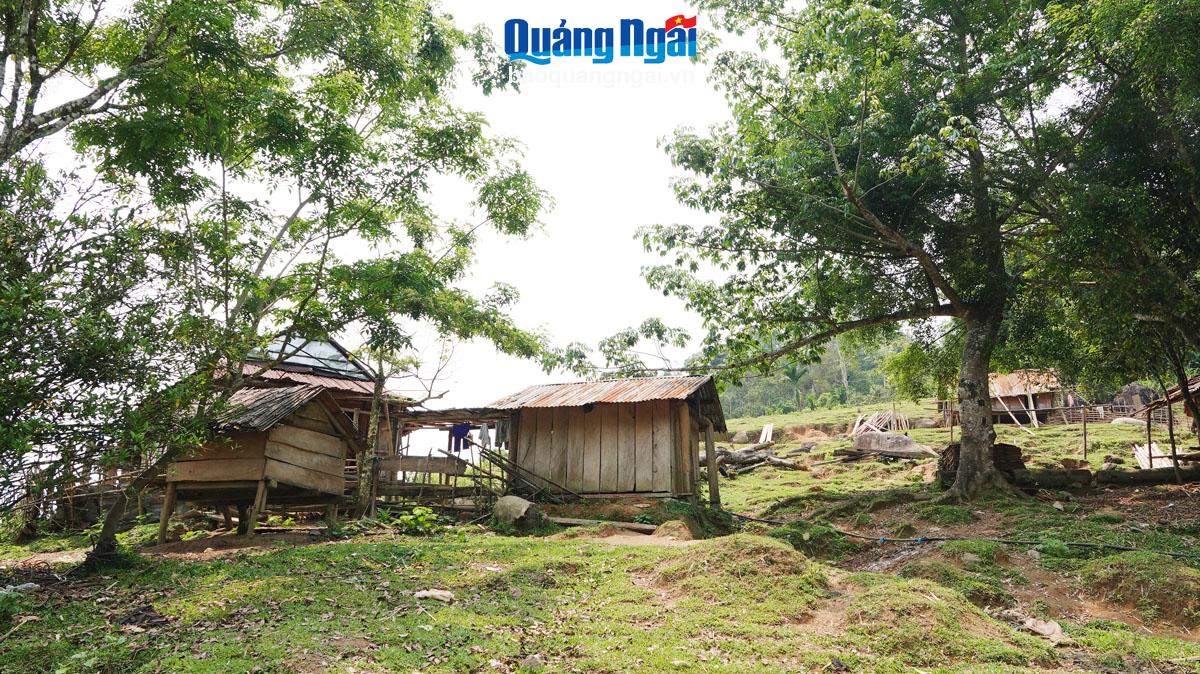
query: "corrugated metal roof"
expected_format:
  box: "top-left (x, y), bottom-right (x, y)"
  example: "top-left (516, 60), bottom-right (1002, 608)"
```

top-left (490, 376), bottom-right (713, 408)
top-left (989, 370), bottom-right (1060, 397)
top-left (241, 364), bottom-right (376, 394)
top-left (215, 385), bottom-right (326, 432)
top-left (489, 375), bottom-right (727, 431)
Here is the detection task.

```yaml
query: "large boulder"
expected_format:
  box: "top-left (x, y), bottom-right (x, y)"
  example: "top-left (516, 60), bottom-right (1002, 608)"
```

top-left (729, 430), bottom-right (754, 444)
top-left (852, 431), bottom-right (937, 458)
top-left (1112, 383), bottom-right (1159, 409)
top-left (493, 495), bottom-right (542, 530)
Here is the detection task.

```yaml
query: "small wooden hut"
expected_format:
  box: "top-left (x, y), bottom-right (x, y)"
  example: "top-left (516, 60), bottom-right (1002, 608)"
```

top-left (160, 384), bottom-right (362, 539)
top-left (487, 376), bottom-right (726, 499)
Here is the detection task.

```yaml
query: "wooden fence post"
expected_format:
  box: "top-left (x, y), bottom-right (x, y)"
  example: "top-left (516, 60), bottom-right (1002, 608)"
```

top-left (704, 420), bottom-right (720, 507)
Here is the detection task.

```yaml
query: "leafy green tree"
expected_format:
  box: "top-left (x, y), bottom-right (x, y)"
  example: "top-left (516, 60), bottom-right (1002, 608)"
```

top-left (1037, 0), bottom-right (1200, 400)
top-left (1, 0), bottom-right (546, 555)
top-left (645, 0), bottom-right (1120, 498)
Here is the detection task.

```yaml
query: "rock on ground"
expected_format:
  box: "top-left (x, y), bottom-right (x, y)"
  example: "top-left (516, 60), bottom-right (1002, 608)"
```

top-left (852, 431), bottom-right (936, 458)
top-left (493, 495), bottom-right (542, 530)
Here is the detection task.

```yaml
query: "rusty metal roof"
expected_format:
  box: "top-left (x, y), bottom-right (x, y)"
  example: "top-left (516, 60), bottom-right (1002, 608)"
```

top-left (241, 363), bottom-right (376, 394)
top-left (989, 370), bottom-right (1061, 397)
top-left (215, 385), bottom-right (327, 432)
top-left (489, 375), bottom-right (726, 431)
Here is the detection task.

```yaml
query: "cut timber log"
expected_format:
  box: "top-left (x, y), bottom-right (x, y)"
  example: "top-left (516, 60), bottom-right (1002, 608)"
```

top-left (696, 441), bottom-right (803, 473)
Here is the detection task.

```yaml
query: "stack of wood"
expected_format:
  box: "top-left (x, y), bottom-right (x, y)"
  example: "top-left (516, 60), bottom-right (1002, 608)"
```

top-left (849, 410), bottom-right (910, 436)
top-left (697, 441), bottom-right (804, 476)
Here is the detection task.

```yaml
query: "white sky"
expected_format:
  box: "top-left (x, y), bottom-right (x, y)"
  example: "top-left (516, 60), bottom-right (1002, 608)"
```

top-left (394, 2), bottom-right (733, 408)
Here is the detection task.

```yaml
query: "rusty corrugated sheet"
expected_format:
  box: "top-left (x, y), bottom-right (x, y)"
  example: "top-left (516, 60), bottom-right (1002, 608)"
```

top-left (489, 375), bottom-right (727, 431)
top-left (490, 376), bottom-right (711, 408)
top-left (242, 363), bottom-right (375, 394)
top-left (989, 369), bottom-right (1060, 397)
top-left (215, 384), bottom-right (325, 431)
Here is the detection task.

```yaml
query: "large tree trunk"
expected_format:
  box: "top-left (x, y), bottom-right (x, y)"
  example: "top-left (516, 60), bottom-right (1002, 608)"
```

top-left (353, 354), bottom-right (386, 519)
top-left (945, 311), bottom-right (1011, 500)
top-left (87, 454), bottom-right (172, 561)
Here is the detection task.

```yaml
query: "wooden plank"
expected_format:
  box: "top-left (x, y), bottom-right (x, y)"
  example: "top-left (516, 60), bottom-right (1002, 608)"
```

top-left (650, 399), bottom-right (672, 492)
top-left (264, 458), bottom-right (342, 495)
top-left (268, 425), bottom-right (346, 458)
top-left (285, 415), bottom-right (337, 436)
top-left (533, 409), bottom-right (555, 487)
top-left (167, 457), bottom-right (264, 483)
top-left (517, 410), bottom-right (537, 477)
top-left (551, 407), bottom-right (570, 488)
top-left (675, 403), bottom-right (692, 495)
top-left (705, 420), bottom-right (720, 505)
top-left (566, 406), bottom-right (585, 492)
top-left (265, 442), bottom-right (345, 478)
top-left (617, 403), bottom-right (637, 492)
top-left (598, 404), bottom-right (620, 492)
top-left (376, 455), bottom-right (467, 475)
top-left (583, 406), bottom-right (603, 492)
top-left (633, 401), bottom-right (654, 492)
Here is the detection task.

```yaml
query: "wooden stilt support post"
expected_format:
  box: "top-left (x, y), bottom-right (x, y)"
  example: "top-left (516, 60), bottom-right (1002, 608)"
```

top-left (245, 479), bottom-right (267, 536)
top-left (1082, 410), bottom-right (1088, 460)
top-left (704, 419), bottom-right (720, 507)
top-left (157, 482), bottom-right (177, 544)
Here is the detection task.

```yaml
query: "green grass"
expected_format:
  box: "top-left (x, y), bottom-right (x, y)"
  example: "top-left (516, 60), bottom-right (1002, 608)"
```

top-left (1080, 552), bottom-right (1200, 627)
top-left (767, 520), bottom-right (863, 560)
top-left (837, 577), bottom-right (1054, 668)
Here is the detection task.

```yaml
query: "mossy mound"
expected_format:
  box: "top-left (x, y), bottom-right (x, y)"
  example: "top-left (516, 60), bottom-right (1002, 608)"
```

top-left (767, 520), bottom-right (862, 560)
top-left (1080, 551), bottom-right (1200, 627)
top-left (650, 535), bottom-right (827, 614)
top-left (843, 578), bottom-right (1053, 667)
top-left (898, 560), bottom-right (1014, 608)
top-left (633, 500), bottom-right (734, 539)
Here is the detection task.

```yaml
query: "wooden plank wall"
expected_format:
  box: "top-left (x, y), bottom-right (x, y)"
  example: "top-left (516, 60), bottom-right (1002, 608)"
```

top-left (514, 401), bottom-right (686, 495)
top-left (262, 403), bottom-right (348, 495)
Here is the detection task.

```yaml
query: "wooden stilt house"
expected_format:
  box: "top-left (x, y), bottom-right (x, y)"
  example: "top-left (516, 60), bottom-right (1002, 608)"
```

top-left (487, 376), bottom-right (726, 499)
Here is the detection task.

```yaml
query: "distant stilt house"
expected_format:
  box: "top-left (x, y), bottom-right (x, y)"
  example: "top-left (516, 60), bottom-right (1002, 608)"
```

top-left (939, 369), bottom-right (1062, 426)
top-left (486, 376), bottom-right (727, 499)
top-left (987, 369), bottom-right (1061, 425)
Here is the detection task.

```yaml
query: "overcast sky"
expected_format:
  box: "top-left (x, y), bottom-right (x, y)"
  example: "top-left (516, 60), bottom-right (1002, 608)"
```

top-left (399, 1), bottom-right (733, 408)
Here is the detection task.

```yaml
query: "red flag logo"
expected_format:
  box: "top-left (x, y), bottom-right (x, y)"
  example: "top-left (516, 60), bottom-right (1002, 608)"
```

top-left (665, 15), bottom-right (697, 31)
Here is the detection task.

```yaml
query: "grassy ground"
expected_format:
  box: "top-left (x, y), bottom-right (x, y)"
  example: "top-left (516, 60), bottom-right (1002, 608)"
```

top-left (4, 402), bottom-right (1200, 673)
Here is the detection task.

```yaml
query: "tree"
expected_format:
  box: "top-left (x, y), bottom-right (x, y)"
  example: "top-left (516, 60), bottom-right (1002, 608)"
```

top-left (644, 0), bottom-right (1117, 498)
top-left (0, 0), bottom-right (546, 555)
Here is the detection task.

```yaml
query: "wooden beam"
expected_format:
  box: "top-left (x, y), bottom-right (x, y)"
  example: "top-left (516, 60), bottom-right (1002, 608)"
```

top-left (244, 479), bottom-right (267, 535)
top-left (704, 419), bottom-right (720, 506)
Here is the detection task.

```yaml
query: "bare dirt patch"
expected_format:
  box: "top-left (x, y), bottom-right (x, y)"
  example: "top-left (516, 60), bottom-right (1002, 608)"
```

top-left (141, 531), bottom-right (324, 560)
